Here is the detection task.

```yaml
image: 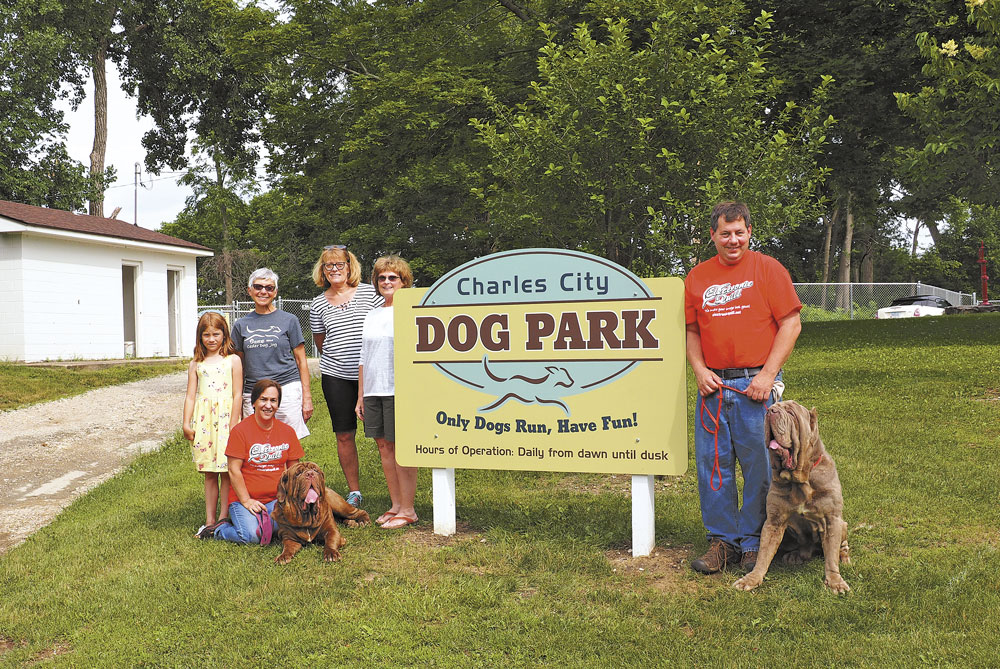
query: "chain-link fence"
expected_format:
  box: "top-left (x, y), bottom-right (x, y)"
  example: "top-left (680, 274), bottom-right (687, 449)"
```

top-left (200, 284), bottom-right (974, 334)
top-left (794, 283), bottom-right (976, 321)
top-left (199, 299), bottom-right (318, 356)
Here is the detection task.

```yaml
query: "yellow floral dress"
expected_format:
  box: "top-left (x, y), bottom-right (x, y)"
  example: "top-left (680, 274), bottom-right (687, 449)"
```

top-left (190, 354), bottom-right (236, 473)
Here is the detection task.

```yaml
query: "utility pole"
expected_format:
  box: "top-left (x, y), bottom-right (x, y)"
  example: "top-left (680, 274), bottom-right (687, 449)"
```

top-left (134, 162), bottom-right (140, 226)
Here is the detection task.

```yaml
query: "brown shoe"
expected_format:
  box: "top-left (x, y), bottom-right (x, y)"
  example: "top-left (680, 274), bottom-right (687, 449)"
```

top-left (740, 550), bottom-right (758, 573)
top-left (691, 539), bottom-right (740, 574)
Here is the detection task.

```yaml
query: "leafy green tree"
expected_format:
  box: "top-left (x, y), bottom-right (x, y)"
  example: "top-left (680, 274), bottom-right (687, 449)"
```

top-left (126, 0), bottom-right (270, 300)
top-left (0, 1), bottom-right (95, 209)
top-left (160, 145), bottom-right (259, 303)
top-left (897, 0), bottom-right (1000, 208)
top-left (472, 4), bottom-right (834, 274)
top-left (22, 0), bottom-right (252, 217)
top-left (755, 0), bottom-right (960, 285)
top-left (231, 0), bottom-right (586, 285)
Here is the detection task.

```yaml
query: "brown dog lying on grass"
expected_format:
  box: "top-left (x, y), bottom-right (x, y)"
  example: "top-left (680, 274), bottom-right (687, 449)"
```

top-left (733, 400), bottom-right (851, 593)
top-left (271, 462), bottom-right (370, 564)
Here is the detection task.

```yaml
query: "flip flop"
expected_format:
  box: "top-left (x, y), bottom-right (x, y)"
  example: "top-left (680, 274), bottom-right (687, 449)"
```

top-left (381, 515), bottom-right (418, 529)
top-left (376, 512), bottom-right (397, 525)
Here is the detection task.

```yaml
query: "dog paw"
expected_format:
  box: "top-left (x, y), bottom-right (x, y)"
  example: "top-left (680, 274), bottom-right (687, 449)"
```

top-left (323, 547), bottom-right (341, 562)
top-left (824, 574), bottom-right (850, 594)
top-left (733, 574), bottom-right (763, 591)
top-left (274, 553), bottom-right (293, 565)
top-left (840, 541), bottom-right (851, 564)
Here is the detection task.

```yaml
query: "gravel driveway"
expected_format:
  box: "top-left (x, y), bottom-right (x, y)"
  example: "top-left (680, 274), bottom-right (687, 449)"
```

top-left (0, 371), bottom-right (188, 553)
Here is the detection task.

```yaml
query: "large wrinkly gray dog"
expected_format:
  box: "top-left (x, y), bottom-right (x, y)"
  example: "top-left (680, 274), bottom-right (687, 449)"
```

top-left (733, 401), bottom-right (851, 593)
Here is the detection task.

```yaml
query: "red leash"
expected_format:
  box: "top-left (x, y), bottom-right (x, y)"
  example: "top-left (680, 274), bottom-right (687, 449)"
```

top-left (700, 385), bottom-right (822, 490)
top-left (699, 383), bottom-right (757, 491)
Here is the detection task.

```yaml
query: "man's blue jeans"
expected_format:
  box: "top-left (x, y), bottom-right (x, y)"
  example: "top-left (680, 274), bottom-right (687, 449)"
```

top-left (215, 500), bottom-right (277, 544)
top-left (694, 373), bottom-right (778, 552)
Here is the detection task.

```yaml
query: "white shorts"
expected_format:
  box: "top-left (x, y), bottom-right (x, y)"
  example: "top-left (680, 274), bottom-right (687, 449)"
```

top-left (243, 380), bottom-right (310, 439)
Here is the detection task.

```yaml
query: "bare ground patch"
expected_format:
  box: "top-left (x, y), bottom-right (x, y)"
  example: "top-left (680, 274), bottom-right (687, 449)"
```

top-left (398, 521), bottom-right (481, 548)
top-left (977, 387), bottom-right (1000, 401)
top-left (0, 636), bottom-right (25, 655)
top-left (605, 545), bottom-right (698, 594)
top-left (28, 641), bottom-right (71, 664)
top-left (551, 473), bottom-right (687, 496)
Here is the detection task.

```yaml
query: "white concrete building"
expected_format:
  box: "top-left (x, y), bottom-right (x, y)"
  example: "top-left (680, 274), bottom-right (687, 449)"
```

top-left (0, 200), bottom-right (213, 362)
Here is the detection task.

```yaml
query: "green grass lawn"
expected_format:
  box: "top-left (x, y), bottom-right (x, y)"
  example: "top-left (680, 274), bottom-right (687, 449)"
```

top-left (0, 361), bottom-right (188, 411)
top-left (2, 315), bottom-right (999, 666)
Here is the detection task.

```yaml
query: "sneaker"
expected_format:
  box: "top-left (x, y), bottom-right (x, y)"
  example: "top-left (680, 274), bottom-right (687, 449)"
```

top-left (196, 518), bottom-right (232, 540)
top-left (691, 539), bottom-right (740, 574)
top-left (345, 491), bottom-right (363, 508)
top-left (740, 550), bottom-right (758, 573)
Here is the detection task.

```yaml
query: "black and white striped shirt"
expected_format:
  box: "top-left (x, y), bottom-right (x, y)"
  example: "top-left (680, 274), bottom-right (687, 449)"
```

top-left (309, 283), bottom-right (384, 379)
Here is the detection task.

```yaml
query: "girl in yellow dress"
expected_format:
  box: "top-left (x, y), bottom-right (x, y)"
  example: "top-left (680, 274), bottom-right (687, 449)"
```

top-left (183, 311), bottom-right (243, 536)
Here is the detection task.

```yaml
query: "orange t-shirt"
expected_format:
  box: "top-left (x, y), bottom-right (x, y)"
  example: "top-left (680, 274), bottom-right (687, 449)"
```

top-left (225, 415), bottom-right (304, 505)
top-left (684, 250), bottom-right (801, 369)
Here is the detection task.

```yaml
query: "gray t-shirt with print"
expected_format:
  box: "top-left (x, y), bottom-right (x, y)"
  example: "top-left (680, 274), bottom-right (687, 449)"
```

top-left (231, 310), bottom-right (305, 393)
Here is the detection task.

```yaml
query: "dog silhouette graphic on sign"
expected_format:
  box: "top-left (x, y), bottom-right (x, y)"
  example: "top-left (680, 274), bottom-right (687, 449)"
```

top-left (477, 355), bottom-right (575, 415)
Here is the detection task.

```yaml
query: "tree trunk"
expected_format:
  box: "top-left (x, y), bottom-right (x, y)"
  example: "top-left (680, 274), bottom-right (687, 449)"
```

top-left (88, 41), bottom-right (108, 218)
top-left (911, 220), bottom-right (922, 257)
top-left (216, 156), bottom-right (234, 305)
top-left (860, 241), bottom-right (874, 283)
top-left (820, 207), bottom-right (838, 309)
top-left (924, 219), bottom-right (941, 246)
top-left (837, 192), bottom-right (854, 310)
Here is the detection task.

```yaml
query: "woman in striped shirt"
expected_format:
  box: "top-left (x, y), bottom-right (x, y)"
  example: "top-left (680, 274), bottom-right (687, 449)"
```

top-left (309, 246), bottom-right (384, 508)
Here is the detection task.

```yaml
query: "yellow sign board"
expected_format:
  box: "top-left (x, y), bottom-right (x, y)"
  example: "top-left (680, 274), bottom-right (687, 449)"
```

top-left (394, 250), bottom-right (687, 475)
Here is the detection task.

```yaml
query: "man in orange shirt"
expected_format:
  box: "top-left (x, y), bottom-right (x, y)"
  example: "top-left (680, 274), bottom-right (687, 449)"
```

top-left (684, 202), bottom-right (802, 574)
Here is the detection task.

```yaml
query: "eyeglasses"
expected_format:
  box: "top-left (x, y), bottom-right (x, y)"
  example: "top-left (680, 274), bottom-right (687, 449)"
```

top-left (251, 283), bottom-right (276, 293)
top-left (377, 275), bottom-right (401, 283)
top-left (323, 244), bottom-right (346, 250)
top-left (323, 262), bottom-right (348, 271)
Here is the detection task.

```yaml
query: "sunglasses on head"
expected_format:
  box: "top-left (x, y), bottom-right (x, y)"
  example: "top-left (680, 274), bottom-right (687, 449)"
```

top-left (251, 283), bottom-right (276, 293)
top-left (324, 244), bottom-right (347, 250)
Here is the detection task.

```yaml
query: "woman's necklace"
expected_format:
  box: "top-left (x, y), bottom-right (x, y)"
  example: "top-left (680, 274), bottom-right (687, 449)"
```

top-left (327, 286), bottom-right (355, 310)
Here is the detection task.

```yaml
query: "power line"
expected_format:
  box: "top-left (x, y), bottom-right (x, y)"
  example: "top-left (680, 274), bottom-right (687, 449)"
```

top-left (105, 172), bottom-right (190, 190)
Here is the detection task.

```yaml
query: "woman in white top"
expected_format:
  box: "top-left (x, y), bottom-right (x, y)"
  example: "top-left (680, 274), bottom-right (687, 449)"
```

top-left (355, 255), bottom-right (417, 529)
top-left (309, 246), bottom-right (383, 508)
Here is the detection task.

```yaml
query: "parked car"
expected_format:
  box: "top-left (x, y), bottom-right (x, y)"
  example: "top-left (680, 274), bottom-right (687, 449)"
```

top-left (876, 295), bottom-right (952, 319)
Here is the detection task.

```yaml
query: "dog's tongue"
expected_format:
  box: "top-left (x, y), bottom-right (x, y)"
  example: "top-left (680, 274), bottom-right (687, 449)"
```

top-left (769, 440), bottom-right (795, 470)
top-left (305, 488), bottom-right (320, 505)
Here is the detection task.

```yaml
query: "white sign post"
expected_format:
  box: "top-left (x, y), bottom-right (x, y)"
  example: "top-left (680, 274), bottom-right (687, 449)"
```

top-left (631, 474), bottom-right (655, 556)
top-left (432, 467), bottom-right (456, 536)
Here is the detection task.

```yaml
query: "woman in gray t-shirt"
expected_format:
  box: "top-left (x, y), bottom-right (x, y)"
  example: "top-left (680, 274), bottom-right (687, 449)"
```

top-left (231, 268), bottom-right (313, 438)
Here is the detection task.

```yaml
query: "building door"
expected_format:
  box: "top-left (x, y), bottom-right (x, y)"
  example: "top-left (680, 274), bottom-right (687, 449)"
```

top-left (167, 269), bottom-right (181, 356)
top-left (122, 264), bottom-right (138, 357)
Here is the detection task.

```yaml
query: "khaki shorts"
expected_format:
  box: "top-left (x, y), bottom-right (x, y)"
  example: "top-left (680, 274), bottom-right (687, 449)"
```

top-left (243, 380), bottom-right (310, 439)
top-left (363, 395), bottom-right (395, 442)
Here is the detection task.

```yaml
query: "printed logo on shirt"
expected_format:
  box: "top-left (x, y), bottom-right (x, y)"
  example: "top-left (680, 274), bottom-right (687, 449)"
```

top-left (702, 281), bottom-right (754, 309)
top-left (244, 325), bottom-right (281, 349)
top-left (248, 442), bottom-right (290, 463)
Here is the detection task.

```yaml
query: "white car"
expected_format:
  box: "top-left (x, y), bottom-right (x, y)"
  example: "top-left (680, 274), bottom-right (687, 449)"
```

top-left (876, 295), bottom-right (951, 319)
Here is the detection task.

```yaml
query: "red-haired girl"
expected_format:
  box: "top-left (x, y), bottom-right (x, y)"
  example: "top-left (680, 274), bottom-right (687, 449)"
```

top-left (183, 311), bottom-right (243, 536)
